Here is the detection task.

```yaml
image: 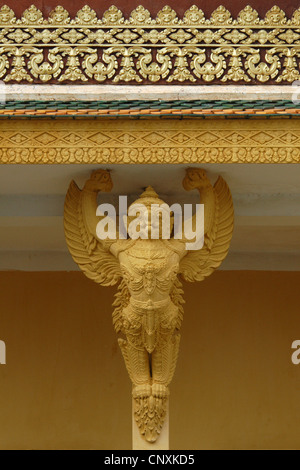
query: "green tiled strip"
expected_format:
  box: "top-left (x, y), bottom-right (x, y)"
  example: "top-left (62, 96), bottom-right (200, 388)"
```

top-left (0, 100), bottom-right (299, 111)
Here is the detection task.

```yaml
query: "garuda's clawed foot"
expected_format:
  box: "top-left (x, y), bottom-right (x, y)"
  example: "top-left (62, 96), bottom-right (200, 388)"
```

top-left (133, 383), bottom-right (169, 443)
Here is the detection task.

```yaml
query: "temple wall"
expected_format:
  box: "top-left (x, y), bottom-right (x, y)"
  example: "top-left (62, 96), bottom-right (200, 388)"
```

top-left (0, 270), bottom-right (299, 450)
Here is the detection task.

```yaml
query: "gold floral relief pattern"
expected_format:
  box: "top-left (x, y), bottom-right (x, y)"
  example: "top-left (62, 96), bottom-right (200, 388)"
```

top-left (1, 5), bottom-right (300, 83)
top-left (0, 119), bottom-right (300, 164)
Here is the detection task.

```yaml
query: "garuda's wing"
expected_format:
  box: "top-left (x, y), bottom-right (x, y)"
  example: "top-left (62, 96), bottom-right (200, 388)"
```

top-left (64, 180), bottom-right (122, 286)
top-left (179, 176), bottom-right (234, 282)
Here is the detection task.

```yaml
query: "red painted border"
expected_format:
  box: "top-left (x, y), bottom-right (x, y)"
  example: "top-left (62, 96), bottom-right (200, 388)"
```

top-left (0, 1), bottom-right (298, 19)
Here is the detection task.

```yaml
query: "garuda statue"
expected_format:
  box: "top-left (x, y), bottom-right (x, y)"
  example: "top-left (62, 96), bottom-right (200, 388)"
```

top-left (64, 168), bottom-right (234, 443)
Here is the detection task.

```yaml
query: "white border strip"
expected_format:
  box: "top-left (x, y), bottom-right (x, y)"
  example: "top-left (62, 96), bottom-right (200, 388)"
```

top-left (2, 84), bottom-right (297, 102)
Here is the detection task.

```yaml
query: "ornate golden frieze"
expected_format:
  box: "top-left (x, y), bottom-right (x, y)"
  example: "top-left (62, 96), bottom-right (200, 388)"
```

top-left (1, 5), bottom-right (300, 84)
top-left (64, 168), bottom-right (234, 441)
top-left (0, 119), bottom-right (299, 164)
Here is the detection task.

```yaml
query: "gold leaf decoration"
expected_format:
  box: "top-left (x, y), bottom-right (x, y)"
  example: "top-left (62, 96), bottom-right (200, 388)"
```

top-left (48, 6), bottom-right (70, 24)
top-left (0, 5), bottom-right (298, 83)
top-left (21, 5), bottom-right (44, 25)
top-left (0, 5), bottom-right (16, 24)
top-left (0, 120), bottom-right (300, 164)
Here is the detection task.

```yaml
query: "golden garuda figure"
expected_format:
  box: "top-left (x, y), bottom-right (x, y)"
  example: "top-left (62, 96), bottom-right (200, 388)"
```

top-left (64, 168), bottom-right (234, 443)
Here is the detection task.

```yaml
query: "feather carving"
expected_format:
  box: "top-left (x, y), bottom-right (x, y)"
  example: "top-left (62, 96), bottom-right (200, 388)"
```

top-left (64, 173), bottom-right (122, 287)
top-left (179, 173), bottom-right (234, 282)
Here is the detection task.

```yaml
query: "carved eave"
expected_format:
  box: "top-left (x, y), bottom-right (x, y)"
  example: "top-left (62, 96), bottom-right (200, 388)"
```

top-left (0, 118), bottom-right (299, 164)
top-left (0, 5), bottom-right (300, 84)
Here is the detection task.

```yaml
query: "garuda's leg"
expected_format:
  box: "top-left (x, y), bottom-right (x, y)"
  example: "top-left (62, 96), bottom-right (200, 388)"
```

top-left (151, 333), bottom-right (181, 392)
top-left (117, 301), bottom-right (181, 443)
top-left (151, 301), bottom-right (181, 414)
top-left (117, 304), bottom-right (155, 441)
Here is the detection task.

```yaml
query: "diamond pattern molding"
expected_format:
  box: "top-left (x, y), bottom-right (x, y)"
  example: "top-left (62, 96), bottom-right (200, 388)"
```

top-left (0, 119), bottom-right (300, 163)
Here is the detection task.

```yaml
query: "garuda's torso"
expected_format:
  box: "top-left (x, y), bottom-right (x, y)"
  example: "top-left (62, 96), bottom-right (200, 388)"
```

top-left (117, 239), bottom-right (182, 354)
top-left (118, 239), bottom-right (180, 304)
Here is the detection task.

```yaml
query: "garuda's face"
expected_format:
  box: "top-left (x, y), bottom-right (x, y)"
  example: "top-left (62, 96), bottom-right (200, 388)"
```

top-left (127, 203), bottom-right (174, 240)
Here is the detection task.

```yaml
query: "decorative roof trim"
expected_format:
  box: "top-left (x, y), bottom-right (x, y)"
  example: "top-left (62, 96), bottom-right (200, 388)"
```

top-left (1, 5), bottom-right (300, 84)
top-left (0, 118), bottom-right (299, 163)
top-left (0, 100), bottom-right (299, 118)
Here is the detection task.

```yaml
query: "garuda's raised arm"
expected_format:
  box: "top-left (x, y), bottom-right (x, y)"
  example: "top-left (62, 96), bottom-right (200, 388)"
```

top-left (178, 168), bottom-right (234, 282)
top-left (64, 169), bottom-right (122, 286)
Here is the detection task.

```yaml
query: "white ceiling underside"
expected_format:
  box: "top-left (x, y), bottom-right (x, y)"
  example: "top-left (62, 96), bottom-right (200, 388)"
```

top-left (1, 163), bottom-right (300, 271)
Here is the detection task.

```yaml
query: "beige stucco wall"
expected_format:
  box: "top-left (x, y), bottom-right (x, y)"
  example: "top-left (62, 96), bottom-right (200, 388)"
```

top-left (0, 271), bottom-right (299, 450)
